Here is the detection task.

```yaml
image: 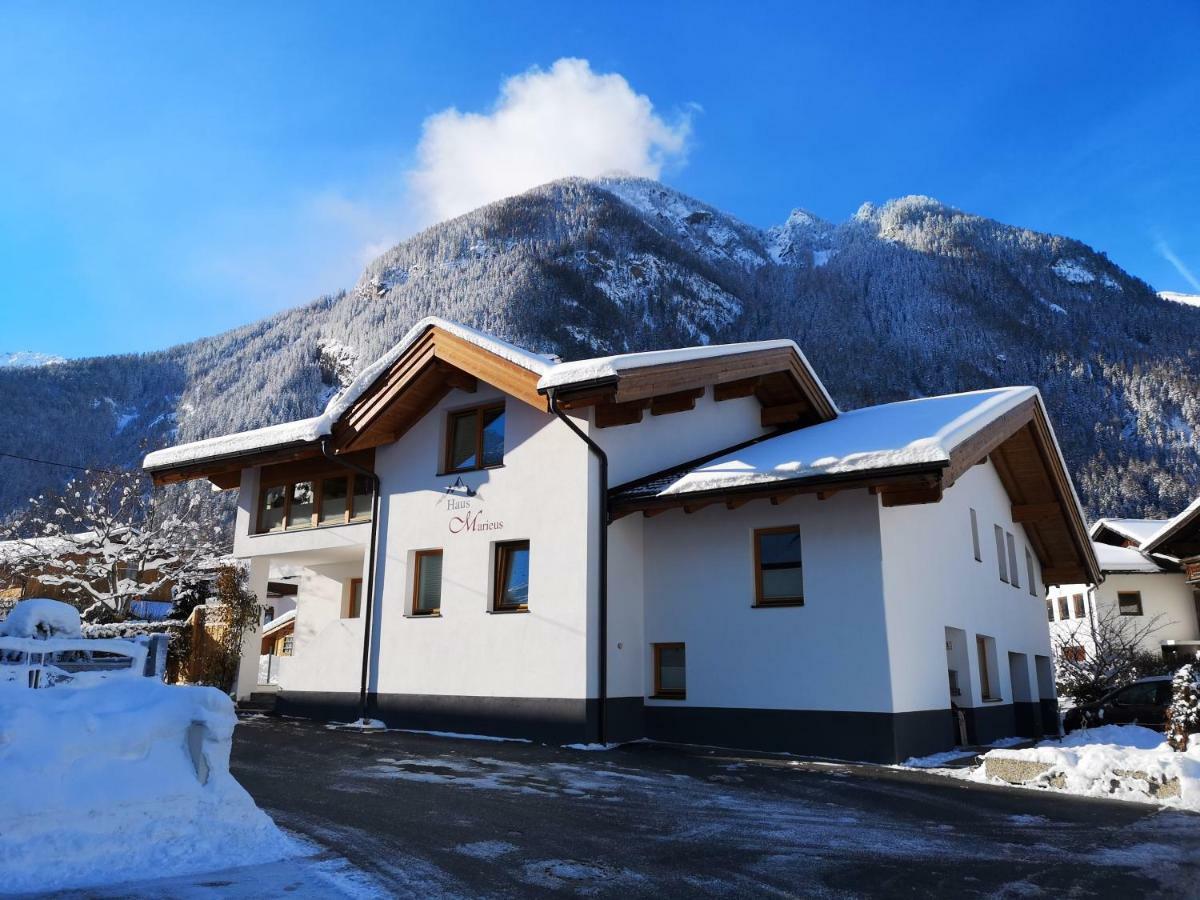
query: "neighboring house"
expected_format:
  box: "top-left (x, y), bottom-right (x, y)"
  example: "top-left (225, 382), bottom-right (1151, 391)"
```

top-left (142, 317), bottom-right (1097, 763)
top-left (0, 536), bottom-right (174, 605)
top-left (1049, 516), bottom-right (1200, 664)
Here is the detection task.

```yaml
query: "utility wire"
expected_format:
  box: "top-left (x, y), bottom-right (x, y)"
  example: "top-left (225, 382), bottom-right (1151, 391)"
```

top-left (0, 451), bottom-right (123, 476)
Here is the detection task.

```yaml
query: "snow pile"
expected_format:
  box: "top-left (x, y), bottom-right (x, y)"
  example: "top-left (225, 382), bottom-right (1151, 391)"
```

top-left (974, 725), bottom-right (1200, 811)
top-left (1091, 541), bottom-right (1163, 574)
top-left (1051, 258), bottom-right (1096, 284)
top-left (653, 386), bottom-right (1037, 496)
top-left (0, 598), bottom-right (81, 639)
top-left (0, 678), bottom-right (294, 894)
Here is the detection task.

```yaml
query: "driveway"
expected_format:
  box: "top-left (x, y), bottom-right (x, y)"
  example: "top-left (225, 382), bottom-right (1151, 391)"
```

top-left (57, 715), bottom-right (1200, 898)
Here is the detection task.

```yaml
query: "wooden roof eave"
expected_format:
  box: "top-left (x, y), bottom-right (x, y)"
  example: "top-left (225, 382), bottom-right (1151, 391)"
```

top-left (609, 462), bottom-right (948, 520)
top-left (147, 440), bottom-right (325, 489)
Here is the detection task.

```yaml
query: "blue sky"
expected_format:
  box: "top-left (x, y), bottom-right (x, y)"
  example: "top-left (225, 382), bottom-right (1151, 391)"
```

top-left (1, 2), bottom-right (1198, 358)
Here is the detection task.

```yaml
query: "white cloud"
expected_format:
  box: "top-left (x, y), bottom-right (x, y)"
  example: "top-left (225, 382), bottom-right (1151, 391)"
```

top-left (1155, 238), bottom-right (1200, 292)
top-left (408, 58), bottom-right (692, 225)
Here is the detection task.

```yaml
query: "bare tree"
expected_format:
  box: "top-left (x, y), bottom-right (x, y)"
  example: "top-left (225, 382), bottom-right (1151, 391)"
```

top-left (1053, 602), bottom-right (1169, 705)
top-left (0, 468), bottom-right (224, 623)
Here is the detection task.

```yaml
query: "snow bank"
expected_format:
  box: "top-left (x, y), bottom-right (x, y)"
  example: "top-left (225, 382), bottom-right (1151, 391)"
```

top-left (0, 598), bottom-right (81, 639)
top-left (0, 678), bottom-right (294, 894)
top-left (974, 725), bottom-right (1200, 811)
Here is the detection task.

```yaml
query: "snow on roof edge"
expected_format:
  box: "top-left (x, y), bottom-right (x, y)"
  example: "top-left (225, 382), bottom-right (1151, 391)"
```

top-left (1141, 495), bottom-right (1200, 554)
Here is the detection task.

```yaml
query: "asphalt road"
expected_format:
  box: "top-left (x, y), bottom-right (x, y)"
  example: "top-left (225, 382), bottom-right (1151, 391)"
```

top-left (213, 715), bottom-right (1200, 898)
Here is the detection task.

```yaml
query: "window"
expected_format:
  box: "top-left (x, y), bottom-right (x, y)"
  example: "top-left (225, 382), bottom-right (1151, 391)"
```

top-left (653, 643), bottom-right (686, 699)
top-left (994, 525), bottom-right (1008, 583)
top-left (1006, 532), bottom-right (1020, 589)
top-left (1025, 548), bottom-right (1037, 597)
top-left (753, 526), bottom-right (804, 606)
top-left (319, 477), bottom-right (348, 524)
top-left (1117, 591), bottom-right (1143, 616)
top-left (259, 485), bottom-right (287, 532)
top-left (1057, 596), bottom-right (1069, 620)
top-left (976, 635), bottom-right (999, 701)
top-left (969, 508), bottom-right (981, 562)
top-left (1063, 645), bottom-right (1086, 663)
top-left (256, 470), bottom-right (374, 534)
top-left (1046, 599), bottom-right (1054, 622)
top-left (280, 634), bottom-right (294, 656)
top-left (493, 541), bottom-right (530, 611)
top-left (445, 403), bottom-right (505, 473)
top-left (287, 482), bottom-right (315, 528)
top-left (1072, 593), bottom-right (1085, 619)
top-left (347, 578), bottom-right (363, 619)
top-left (412, 550), bottom-right (443, 615)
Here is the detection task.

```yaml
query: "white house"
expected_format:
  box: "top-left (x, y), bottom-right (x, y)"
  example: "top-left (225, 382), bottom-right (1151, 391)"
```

top-left (1049, 515), bottom-right (1200, 664)
top-left (143, 317), bottom-right (1097, 763)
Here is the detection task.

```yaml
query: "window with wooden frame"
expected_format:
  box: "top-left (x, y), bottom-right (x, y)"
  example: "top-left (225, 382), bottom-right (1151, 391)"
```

top-left (1063, 644), bottom-right (1086, 663)
top-left (753, 526), bottom-right (804, 606)
top-left (1057, 596), bottom-right (1069, 620)
top-left (255, 470), bottom-right (374, 534)
top-left (994, 525), bottom-right (1008, 583)
top-left (444, 403), bottom-right (506, 473)
top-left (346, 578), bottom-right (363, 619)
top-left (653, 643), bottom-right (686, 699)
top-left (493, 540), bottom-right (530, 611)
top-left (412, 550), bottom-right (443, 616)
top-left (1072, 593), bottom-right (1085, 619)
top-left (1117, 591), bottom-right (1143, 616)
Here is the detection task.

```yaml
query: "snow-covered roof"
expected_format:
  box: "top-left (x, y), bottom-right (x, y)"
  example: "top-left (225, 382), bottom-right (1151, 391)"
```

top-left (1092, 542), bottom-right (1165, 575)
top-left (144, 317), bottom-right (553, 471)
top-left (536, 339), bottom-right (839, 414)
top-left (620, 386), bottom-right (1037, 499)
top-left (1141, 495), bottom-right (1200, 556)
top-left (261, 608), bottom-right (296, 635)
top-left (1089, 518), bottom-right (1169, 546)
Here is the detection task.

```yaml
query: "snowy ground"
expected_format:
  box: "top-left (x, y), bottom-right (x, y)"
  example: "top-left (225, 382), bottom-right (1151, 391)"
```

top-left (44, 715), bottom-right (1191, 899)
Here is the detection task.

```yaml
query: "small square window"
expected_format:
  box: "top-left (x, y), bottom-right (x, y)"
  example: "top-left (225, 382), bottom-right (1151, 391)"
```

top-left (1117, 592), bottom-right (1143, 616)
top-left (445, 404), bottom-right (505, 473)
top-left (493, 541), bottom-right (530, 611)
top-left (653, 643), bottom-right (686, 699)
top-left (412, 550), bottom-right (443, 615)
top-left (754, 526), bottom-right (804, 606)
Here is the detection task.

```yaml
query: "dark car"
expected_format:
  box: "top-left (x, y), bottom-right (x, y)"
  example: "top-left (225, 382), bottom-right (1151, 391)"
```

top-left (1063, 675), bottom-right (1173, 733)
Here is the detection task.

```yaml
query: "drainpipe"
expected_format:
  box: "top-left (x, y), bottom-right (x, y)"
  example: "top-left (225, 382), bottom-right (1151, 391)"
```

top-left (547, 390), bottom-right (609, 745)
top-left (321, 439), bottom-right (381, 727)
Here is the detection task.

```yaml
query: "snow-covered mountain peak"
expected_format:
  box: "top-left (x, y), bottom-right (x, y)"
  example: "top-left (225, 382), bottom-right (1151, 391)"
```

top-left (1159, 291), bottom-right (1200, 309)
top-left (0, 351), bottom-right (66, 369)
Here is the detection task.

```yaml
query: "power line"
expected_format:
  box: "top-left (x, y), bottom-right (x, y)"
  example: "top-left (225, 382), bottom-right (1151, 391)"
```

top-left (0, 451), bottom-right (123, 476)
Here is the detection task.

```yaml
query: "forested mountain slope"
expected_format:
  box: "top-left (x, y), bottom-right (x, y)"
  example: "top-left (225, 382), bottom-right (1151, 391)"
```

top-left (2, 176), bottom-right (1197, 521)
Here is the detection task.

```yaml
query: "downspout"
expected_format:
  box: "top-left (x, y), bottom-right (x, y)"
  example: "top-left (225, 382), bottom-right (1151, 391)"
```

top-left (321, 439), bottom-right (381, 727)
top-left (547, 390), bottom-right (609, 745)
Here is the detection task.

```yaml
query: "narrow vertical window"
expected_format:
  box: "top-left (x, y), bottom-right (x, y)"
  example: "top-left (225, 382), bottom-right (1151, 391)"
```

top-left (976, 635), bottom-right (998, 701)
top-left (1046, 599), bottom-right (1054, 622)
top-left (969, 508), bottom-right (981, 562)
top-left (320, 476), bottom-right (349, 524)
top-left (412, 550), bottom-right (443, 616)
top-left (1072, 593), bottom-right (1085, 618)
top-left (351, 475), bottom-right (373, 521)
top-left (347, 578), bottom-right (363, 618)
top-left (1025, 548), bottom-right (1037, 597)
top-left (994, 525), bottom-right (1008, 583)
top-left (286, 482), bottom-right (315, 528)
top-left (653, 643), bottom-right (686, 699)
top-left (1057, 596), bottom-right (1069, 620)
top-left (493, 541), bottom-right (530, 611)
top-left (753, 526), bottom-right (804, 606)
top-left (1006, 532), bottom-right (1020, 589)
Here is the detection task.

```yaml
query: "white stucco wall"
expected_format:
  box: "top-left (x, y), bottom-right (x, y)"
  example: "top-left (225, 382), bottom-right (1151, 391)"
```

top-left (278, 560), bottom-right (365, 694)
top-left (637, 490), bottom-right (894, 712)
top-left (591, 389), bottom-right (767, 486)
top-left (879, 462), bottom-right (1054, 714)
top-left (367, 385), bottom-right (595, 700)
top-left (606, 514), bottom-right (646, 699)
top-left (1050, 572), bottom-right (1199, 656)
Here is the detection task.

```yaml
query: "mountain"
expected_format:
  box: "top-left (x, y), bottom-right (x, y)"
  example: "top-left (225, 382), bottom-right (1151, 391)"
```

top-left (0, 351), bottom-right (66, 368)
top-left (1159, 291), bottom-right (1200, 309)
top-left (1, 176), bottom-right (1198, 523)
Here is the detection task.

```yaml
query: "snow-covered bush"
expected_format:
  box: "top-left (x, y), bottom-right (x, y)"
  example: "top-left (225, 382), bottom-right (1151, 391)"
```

top-left (0, 598), bottom-right (81, 639)
top-left (0, 467), bottom-right (223, 623)
top-left (1167, 664), bottom-right (1200, 752)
